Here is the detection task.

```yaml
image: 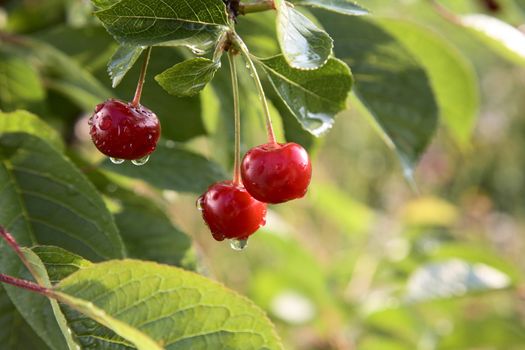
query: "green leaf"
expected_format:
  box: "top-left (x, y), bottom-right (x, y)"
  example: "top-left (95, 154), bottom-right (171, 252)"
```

top-left (0, 244), bottom-right (77, 350)
top-left (0, 110), bottom-right (64, 151)
top-left (318, 14), bottom-right (438, 174)
top-left (53, 291), bottom-right (163, 350)
top-left (95, 0), bottom-right (229, 48)
top-left (461, 14), bottom-right (525, 65)
top-left (32, 246), bottom-right (162, 350)
top-left (0, 286), bottom-right (50, 349)
top-left (104, 184), bottom-right (193, 267)
top-left (102, 140), bottom-right (227, 193)
top-left (290, 0), bottom-right (368, 16)
top-left (275, 0), bottom-right (333, 69)
top-left (108, 45), bottom-right (144, 88)
top-left (21, 248), bottom-right (78, 349)
top-left (34, 245), bottom-right (190, 349)
top-left (0, 132), bottom-right (125, 260)
top-left (406, 259), bottom-right (511, 302)
top-left (55, 259), bottom-right (283, 349)
top-left (378, 20), bottom-right (479, 147)
top-left (114, 193), bottom-right (193, 267)
top-left (258, 55), bottom-right (352, 136)
top-left (155, 58), bottom-right (220, 97)
top-left (0, 49), bottom-right (45, 112)
top-left (33, 245), bottom-right (92, 283)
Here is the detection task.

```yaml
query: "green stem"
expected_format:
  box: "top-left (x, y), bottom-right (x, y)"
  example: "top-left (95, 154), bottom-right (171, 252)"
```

top-left (228, 51), bottom-right (242, 185)
top-left (131, 46), bottom-right (152, 107)
top-left (239, 0), bottom-right (276, 14)
top-left (233, 34), bottom-right (277, 144)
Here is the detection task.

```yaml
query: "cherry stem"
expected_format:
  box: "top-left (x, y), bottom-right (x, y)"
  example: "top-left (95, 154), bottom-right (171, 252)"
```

top-left (228, 51), bottom-right (242, 185)
top-left (0, 273), bottom-right (49, 295)
top-left (0, 226), bottom-right (41, 284)
top-left (233, 34), bottom-right (277, 144)
top-left (239, 0), bottom-right (275, 14)
top-left (131, 46), bottom-right (152, 107)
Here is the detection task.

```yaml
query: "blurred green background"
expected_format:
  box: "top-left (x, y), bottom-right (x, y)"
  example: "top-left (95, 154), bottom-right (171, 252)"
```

top-left (2, 0), bottom-right (525, 349)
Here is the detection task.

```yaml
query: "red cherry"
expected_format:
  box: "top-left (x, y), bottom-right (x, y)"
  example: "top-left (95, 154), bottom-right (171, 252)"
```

top-left (89, 99), bottom-right (161, 160)
top-left (198, 181), bottom-right (267, 241)
top-left (241, 142), bottom-right (312, 204)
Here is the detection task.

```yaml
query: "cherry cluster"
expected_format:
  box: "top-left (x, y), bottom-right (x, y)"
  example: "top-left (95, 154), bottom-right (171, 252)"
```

top-left (198, 141), bottom-right (311, 247)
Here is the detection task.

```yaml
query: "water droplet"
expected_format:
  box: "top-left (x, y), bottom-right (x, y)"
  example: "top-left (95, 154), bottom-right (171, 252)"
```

top-left (230, 238), bottom-right (248, 251)
top-left (109, 157), bottom-right (125, 164)
top-left (131, 155), bottom-right (150, 166)
top-left (189, 46), bottom-right (205, 55)
top-left (100, 116), bottom-right (112, 130)
top-left (148, 134), bottom-right (153, 140)
top-left (196, 196), bottom-right (204, 211)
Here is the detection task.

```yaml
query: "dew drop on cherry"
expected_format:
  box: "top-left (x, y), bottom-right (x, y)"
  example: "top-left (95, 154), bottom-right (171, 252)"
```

top-left (131, 155), bottom-right (149, 166)
top-left (196, 196), bottom-right (204, 211)
top-left (99, 116), bottom-right (112, 130)
top-left (230, 238), bottom-right (248, 251)
top-left (109, 157), bottom-right (125, 164)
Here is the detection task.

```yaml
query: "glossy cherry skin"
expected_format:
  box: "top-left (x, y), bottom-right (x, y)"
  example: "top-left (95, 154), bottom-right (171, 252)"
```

top-left (89, 99), bottom-right (161, 160)
top-left (241, 142), bottom-right (312, 204)
top-left (198, 181), bottom-right (267, 241)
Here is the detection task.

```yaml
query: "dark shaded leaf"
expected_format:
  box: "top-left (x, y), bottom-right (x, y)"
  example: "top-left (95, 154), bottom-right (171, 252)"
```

top-left (318, 14), bottom-right (438, 174)
top-left (102, 140), bottom-right (227, 194)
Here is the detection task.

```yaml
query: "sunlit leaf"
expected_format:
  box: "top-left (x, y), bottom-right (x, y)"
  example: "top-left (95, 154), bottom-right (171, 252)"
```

top-left (155, 58), bottom-right (220, 97)
top-left (462, 14), bottom-right (525, 65)
top-left (275, 0), bottom-right (333, 69)
top-left (258, 54), bottom-right (352, 136)
top-left (54, 260), bottom-right (283, 349)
